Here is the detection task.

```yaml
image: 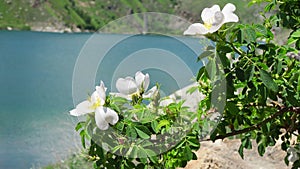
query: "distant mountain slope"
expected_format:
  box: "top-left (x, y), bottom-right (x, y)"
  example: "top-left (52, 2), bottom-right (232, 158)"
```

top-left (0, 0), bottom-right (259, 32)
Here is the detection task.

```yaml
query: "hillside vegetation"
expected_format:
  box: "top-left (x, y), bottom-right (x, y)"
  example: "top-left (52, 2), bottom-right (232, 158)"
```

top-left (0, 0), bottom-right (260, 32)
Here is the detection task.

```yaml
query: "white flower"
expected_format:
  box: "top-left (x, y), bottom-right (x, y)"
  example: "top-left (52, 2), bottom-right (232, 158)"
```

top-left (94, 107), bottom-right (119, 130)
top-left (70, 81), bottom-right (119, 130)
top-left (184, 3), bottom-right (239, 35)
top-left (115, 71), bottom-right (157, 100)
top-left (287, 147), bottom-right (300, 163)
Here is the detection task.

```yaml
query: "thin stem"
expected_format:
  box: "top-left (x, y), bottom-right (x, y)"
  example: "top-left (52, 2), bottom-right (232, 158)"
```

top-left (203, 106), bottom-right (300, 141)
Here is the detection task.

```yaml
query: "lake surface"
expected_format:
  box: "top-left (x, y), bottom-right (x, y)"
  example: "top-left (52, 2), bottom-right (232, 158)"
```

top-left (0, 31), bottom-right (204, 169)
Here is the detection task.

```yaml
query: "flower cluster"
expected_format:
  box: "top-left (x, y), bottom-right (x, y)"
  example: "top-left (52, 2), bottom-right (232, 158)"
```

top-left (70, 81), bottom-right (119, 130)
top-left (113, 71), bottom-right (157, 103)
top-left (70, 71), bottom-right (163, 131)
top-left (184, 3), bottom-right (238, 35)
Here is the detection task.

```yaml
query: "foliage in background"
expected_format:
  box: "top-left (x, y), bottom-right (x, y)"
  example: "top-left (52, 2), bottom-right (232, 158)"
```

top-left (192, 0), bottom-right (300, 168)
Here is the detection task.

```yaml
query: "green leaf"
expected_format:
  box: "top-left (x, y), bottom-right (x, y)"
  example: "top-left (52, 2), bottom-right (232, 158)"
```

top-left (183, 146), bottom-right (193, 161)
top-left (218, 53), bottom-right (230, 68)
top-left (198, 51), bottom-right (214, 61)
top-left (254, 24), bottom-right (268, 36)
top-left (233, 117), bottom-right (239, 129)
top-left (206, 45), bottom-right (215, 50)
top-left (187, 138), bottom-right (200, 148)
top-left (286, 90), bottom-right (300, 106)
top-left (236, 68), bottom-right (245, 82)
top-left (291, 30), bottom-right (300, 38)
top-left (245, 65), bottom-right (255, 81)
top-left (116, 122), bottom-right (125, 131)
top-left (237, 29), bottom-right (243, 43)
top-left (226, 102), bottom-right (240, 115)
top-left (109, 103), bottom-right (121, 113)
top-left (296, 39), bottom-right (300, 50)
top-left (137, 148), bottom-right (148, 162)
top-left (141, 140), bottom-right (153, 148)
top-left (135, 127), bottom-right (150, 139)
top-left (80, 129), bottom-right (86, 148)
top-left (259, 69), bottom-right (278, 92)
top-left (126, 126), bottom-right (137, 139)
top-left (277, 60), bottom-right (283, 74)
top-left (288, 37), bottom-right (298, 45)
top-left (144, 149), bottom-right (158, 163)
top-left (206, 59), bottom-right (217, 80)
top-left (75, 121), bottom-right (85, 131)
top-left (264, 1), bottom-right (275, 11)
top-left (298, 74), bottom-right (300, 92)
top-left (196, 66), bottom-right (206, 81)
top-left (151, 120), bottom-right (158, 133)
top-left (130, 145), bottom-right (138, 158)
top-left (259, 85), bottom-right (267, 104)
top-left (242, 137), bottom-right (252, 149)
top-left (258, 143), bottom-right (266, 156)
top-left (243, 27), bottom-right (257, 42)
top-left (238, 144), bottom-right (244, 159)
top-left (156, 119), bottom-right (170, 131)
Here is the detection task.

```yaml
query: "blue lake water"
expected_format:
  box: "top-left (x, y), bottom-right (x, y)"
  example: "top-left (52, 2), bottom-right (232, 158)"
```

top-left (0, 31), bottom-right (204, 169)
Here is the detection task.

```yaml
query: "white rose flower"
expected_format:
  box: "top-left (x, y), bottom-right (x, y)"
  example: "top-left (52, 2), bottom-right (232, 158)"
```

top-left (184, 3), bottom-right (239, 35)
top-left (70, 81), bottom-right (119, 130)
top-left (115, 71), bottom-right (157, 100)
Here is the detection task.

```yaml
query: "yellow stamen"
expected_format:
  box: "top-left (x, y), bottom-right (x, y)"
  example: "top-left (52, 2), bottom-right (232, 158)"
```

top-left (204, 22), bottom-right (212, 29)
top-left (90, 98), bottom-right (101, 110)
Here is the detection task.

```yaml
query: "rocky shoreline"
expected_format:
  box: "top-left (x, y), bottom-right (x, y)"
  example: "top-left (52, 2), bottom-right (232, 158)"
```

top-left (3, 25), bottom-right (89, 33)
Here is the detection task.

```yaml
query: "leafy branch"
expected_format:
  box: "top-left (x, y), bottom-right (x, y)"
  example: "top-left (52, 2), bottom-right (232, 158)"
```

top-left (206, 106), bottom-right (300, 141)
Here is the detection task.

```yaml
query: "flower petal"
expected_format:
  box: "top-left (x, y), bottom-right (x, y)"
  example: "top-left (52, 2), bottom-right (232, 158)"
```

top-left (116, 77), bottom-right (138, 95)
top-left (208, 24), bottom-right (223, 33)
top-left (143, 73), bottom-right (150, 91)
top-left (70, 100), bottom-right (93, 116)
top-left (104, 107), bottom-right (119, 125)
top-left (135, 71), bottom-right (149, 91)
top-left (143, 86), bottom-right (157, 98)
top-left (69, 109), bottom-right (80, 116)
top-left (183, 23), bottom-right (209, 35)
top-left (95, 81), bottom-right (107, 102)
top-left (90, 90), bottom-right (104, 107)
top-left (95, 107), bottom-right (109, 130)
top-left (201, 5), bottom-right (220, 22)
top-left (77, 100), bottom-right (94, 112)
top-left (222, 3), bottom-right (239, 23)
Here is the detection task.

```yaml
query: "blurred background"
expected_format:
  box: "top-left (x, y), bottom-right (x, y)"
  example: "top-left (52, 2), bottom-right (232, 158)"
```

top-left (0, 0), bottom-right (261, 32)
